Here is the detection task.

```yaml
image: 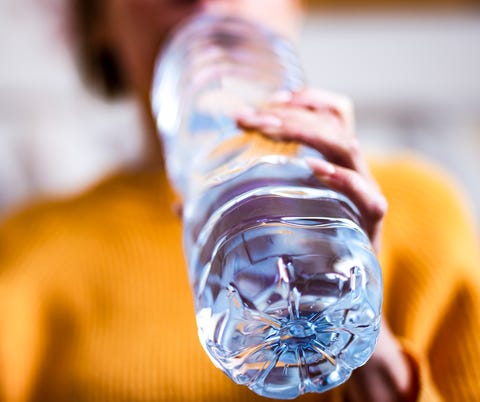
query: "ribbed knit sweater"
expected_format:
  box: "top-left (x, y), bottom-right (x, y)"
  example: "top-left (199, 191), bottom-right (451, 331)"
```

top-left (0, 154), bottom-right (479, 402)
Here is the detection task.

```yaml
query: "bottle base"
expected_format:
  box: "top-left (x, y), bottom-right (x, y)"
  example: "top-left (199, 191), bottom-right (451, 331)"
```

top-left (195, 219), bottom-right (382, 399)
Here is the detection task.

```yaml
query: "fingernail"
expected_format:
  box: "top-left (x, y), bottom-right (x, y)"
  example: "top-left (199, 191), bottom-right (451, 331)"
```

top-left (237, 112), bottom-right (283, 128)
top-left (305, 157), bottom-right (336, 175)
top-left (258, 114), bottom-right (283, 127)
top-left (377, 195), bottom-right (388, 212)
top-left (260, 125), bottom-right (283, 137)
top-left (270, 90), bottom-right (293, 104)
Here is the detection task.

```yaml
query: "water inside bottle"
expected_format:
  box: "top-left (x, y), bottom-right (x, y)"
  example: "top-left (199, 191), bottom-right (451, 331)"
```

top-left (153, 14), bottom-right (383, 399)
top-left (190, 162), bottom-right (382, 399)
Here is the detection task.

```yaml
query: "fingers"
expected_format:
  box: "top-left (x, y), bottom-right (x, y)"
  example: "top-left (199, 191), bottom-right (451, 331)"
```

top-left (236, 88), bottom-right (386, 250)
top-left (237, 98), bottom-right (369, 180)
top-left (345, 365), bottom-right (396, 402)
top-left (237, 103), bottom-right (366, 175)
top-left (306, 157), bottom-right (387, 252)
top-left (286, 88), bottom-right (355, 134)
top-left (344, 322), bottom-right (419, 402)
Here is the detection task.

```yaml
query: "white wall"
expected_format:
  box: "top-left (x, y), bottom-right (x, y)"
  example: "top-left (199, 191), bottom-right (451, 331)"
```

top-left (299, 12), bottom-right (480, 222)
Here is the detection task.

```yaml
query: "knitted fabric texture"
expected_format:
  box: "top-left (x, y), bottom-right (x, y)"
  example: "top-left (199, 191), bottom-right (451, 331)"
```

top-left (0, 155), bottom-right (479, 402)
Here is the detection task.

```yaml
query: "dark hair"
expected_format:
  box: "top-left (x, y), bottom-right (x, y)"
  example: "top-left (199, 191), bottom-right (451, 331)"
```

top-left (71, 0), bottom-right (128, 97)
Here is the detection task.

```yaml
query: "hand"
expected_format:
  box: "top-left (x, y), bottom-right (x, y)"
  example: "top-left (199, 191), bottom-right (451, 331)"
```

top-left (236, 88), bottom-right (387, 252)
top-left (237, 89), bottom-right (418, 401)
top-left (344, 321), bottom-right (419, 402)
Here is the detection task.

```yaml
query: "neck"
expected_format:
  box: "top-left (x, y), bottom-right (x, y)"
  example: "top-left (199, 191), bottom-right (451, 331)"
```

top-left (135, 95), bottom-right (165, 171)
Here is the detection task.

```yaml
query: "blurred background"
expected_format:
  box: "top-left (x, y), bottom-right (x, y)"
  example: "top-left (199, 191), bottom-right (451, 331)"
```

top-left (1, 0), bottom-right (479, 225)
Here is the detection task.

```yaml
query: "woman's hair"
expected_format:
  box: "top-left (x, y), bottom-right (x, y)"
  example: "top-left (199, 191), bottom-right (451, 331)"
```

top-left (71, 0), bottom-right (127, 97)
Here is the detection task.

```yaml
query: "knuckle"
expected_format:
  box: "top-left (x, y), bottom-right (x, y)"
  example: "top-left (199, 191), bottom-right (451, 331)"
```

top-left (368, 195), bottom-right (388, 221)
top-left (334, 94), bottom-right (355, 133)
top-left (340, 139), bottom-right (361, 168)
top-left (281, 119), bottom-right (299, 136)
top-left (348, 138), bottom-right (361, 155)
top-left (336, 93), bottom-right (354, 113)
top-left (342, 170), bottom-right (361, 194)
top-left (330, 91), bottom-right (354, 118)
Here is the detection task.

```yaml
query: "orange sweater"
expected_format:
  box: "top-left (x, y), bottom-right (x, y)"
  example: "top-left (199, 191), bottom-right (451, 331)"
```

top-left (0, 155), bottom-right (479, 402)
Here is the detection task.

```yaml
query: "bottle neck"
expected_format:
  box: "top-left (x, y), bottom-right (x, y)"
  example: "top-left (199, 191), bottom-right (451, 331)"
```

top-left (151, 13), bottom-right (305, 196)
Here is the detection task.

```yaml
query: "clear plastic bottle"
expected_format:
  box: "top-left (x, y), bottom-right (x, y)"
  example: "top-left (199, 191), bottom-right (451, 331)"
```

top-left (152, 13), bottom-right (382, 400)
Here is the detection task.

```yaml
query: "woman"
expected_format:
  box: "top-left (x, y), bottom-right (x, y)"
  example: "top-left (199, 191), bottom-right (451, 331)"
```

top-left (0, 1), bottom-right (478, 401)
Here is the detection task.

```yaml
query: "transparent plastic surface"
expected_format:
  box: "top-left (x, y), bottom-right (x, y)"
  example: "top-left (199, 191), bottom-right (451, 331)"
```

top-left (152, 13), bottom-right (382, 399)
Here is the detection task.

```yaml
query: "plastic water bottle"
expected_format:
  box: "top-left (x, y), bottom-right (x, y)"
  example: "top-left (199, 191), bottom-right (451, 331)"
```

top-left (152, 13), bottom-right (382, 399)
